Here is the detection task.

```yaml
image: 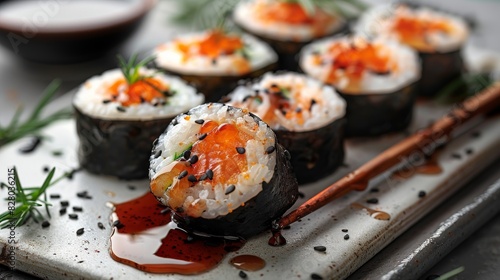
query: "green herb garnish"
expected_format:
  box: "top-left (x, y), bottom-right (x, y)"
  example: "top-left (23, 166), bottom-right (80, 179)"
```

top-left (289, 0), bottom-right (367, 18)
top-left (0, 167), bottom-right (71, 229)
top-left (0, 80), bottom-right (73, 148)
top-left (117, 54), bottom-right (156, 85)
top-left (435, 73), bottom-right (493, 104)
top-left (174, 144), bottom-right (193, 160)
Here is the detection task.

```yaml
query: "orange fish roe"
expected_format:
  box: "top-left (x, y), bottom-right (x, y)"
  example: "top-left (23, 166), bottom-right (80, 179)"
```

top-left (392, 11), bottom-right (453, 52)
top-left (254, 1), bottom-right (337, 37)
top-left (176, 30), bottom-right (245, 59)
top-left (107, 77), bottom-right (168, 106)
top-left (151, 120), bottom-right (253, 215)
top-left (318, 41), bottom-right (392, 91)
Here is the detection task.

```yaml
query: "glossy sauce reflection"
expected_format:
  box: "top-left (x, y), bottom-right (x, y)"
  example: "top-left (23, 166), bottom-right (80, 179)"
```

top-left (351, 203), bottom-right (391, 220)
top-left (230, 255), bottom-right (266, 271)
top-left (109, 192), bottom-right (244, 274)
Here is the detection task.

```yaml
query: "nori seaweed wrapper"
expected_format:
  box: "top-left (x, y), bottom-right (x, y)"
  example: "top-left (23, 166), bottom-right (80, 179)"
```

top-left (275, 117), bottom-right (345, 184)
top-left (417, 49), bottom-right (463, 97)
top-left (339, 83), bottom-right (417, 137)
top-left (157, 63), bottom-right (277, 102)
top-left (171, 143), bottom-right (299, 239)
top-left (75, 106), bottom-right (171, 180)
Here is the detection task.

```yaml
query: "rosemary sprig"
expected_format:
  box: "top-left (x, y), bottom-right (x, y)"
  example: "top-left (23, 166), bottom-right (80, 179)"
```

top-left (0, 80), bottom-right (73, 147)
top-left (0, 167), bottom-right (70, 229)
top-left (117, 54), bottom-right (156, 85)
top-left (435, 73), bottom-right (493, 104)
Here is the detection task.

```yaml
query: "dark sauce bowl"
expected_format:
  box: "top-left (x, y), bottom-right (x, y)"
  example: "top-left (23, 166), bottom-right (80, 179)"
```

top-left (339, 83), bottom-right (417, 137)
top-left (0, 0), bottom-right (155, 64)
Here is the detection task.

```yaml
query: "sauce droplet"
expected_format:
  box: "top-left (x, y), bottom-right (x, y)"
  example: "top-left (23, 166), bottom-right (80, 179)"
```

top-left (351, 203), bottom-right (391, 221)
top-left (391, 154), bottom-right (443, 180)
top-left (109, 192), bottom-right (244, 274)
top-left (268, 230), bottom-right (287, 246)
top-left (230, 255), bottom-right (266, 271)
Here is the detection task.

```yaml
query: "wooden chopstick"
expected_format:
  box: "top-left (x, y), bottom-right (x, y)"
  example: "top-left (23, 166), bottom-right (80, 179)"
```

top-left (274, 83), bottom-right (500, 230)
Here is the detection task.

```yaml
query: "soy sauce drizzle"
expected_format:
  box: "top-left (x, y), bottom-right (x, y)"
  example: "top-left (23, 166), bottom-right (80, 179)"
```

top-left (230, 255), bottom-right (266, 271)
top-left (109, 192), bottom-right (244, 274)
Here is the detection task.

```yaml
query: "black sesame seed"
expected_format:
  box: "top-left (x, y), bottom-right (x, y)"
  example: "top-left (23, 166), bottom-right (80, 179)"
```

top-left (212, 58), bottom-right (217, 65)
top-left (471, 131), bottom-right (481, 138)
top-left (43, 166), bottom-right (50, 173)
top-left (113, 220), bottom-right (124, 229)
top-left (314, 246), bottom-right (326, 252)
top-left (127, 185), bottom-right (136, 190)
top-left (102, 100), bottom-right (112, 104)
top-left (154, 150), bottom-right (162, 158)
top-left (366, 198), bottom-right (379, 204)
top-left (42, 221), bottom-right (50, 228)
top-left (341, 229), bottom-right (348, 233)
top-left (60, 201), bottom-right (69, 207)
top-left (199, 174), bottom-right (208, 181)
top-left (116, 106), bottom-right (126, 112)
top-left (50, 194), bottom-right (60, 199)
top-left (189, 155), bottom-right (199, 164)
top-left (236, 147), bottom-right (246, 154)
top-left (298, 192), bottom-right (305, 198)
top-left (265, 146), bottom-right (276, 154)
top-left (243, 95), bottom-right (251, 102)
top-left (183, 149), bottom-right (191, 160)
top-left (160, 208), bottom-right (170, 214)
top-left (283, 225), bottom-right (291, 230)
top-left (225, 185), bottom-right (236, 195)
top-left (140, 96), bottom-right (146, 103)
top-left (239, 271), bottom-right (247, 279)
top-left (206, 169), bottom-right (214, 180)
top-left (76, 228), bottom-right (84, 236)
top-left (195, 119), bottom-right (205, 124)
top-left (69, 214), bottom-right (78, 220)
top-left (309, 99), bottom-right (317, 111)
top-left (98, 222), bottom-right (105, 230)
top-left (18, 136), bottom-right (42, 154)
top-left (466, 148), bottom-right (474, 155)
top-left (418, 191), bottom-right (426, 198)
top-left (76, 191), bottom-right (87, 198)
top-left (198, 133), bottom-right (208, 140)
top-left (187, 174), bottom-right (198, 182)
top-left (73, 206), bottom-right (83, 212)
top-left (296, 107), bottom-right (302, 113)
top-left (311, 273), bottom-right (323, 280)
top-left (344, 234), bottom-right (350, 240)
top-left (369, 188), bottom-right (379, 193)
top-left (59, 208), bottom-right (67, 215)
top-left (153, 138), bottom-right (159, 146)
top-left (52, 150), bottom-right (63, 156)
top-left (451, 153), bottom-right (462, 159)
top-left (178, 170), bottom-right (188, 179)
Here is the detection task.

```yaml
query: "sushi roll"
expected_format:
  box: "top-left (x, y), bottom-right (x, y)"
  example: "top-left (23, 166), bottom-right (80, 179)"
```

top-left (154, 29), bottom-right (277, 101)
top-left (73, 58), bottom-right (204, 179)
top-left (356, 4), bottom-right (469, 97)
top-left (149, 103), bottom-right (298, 238)
top-left (299, 35), bottom-right (420, 136)
top-left (233, 0), bottom-right (347, 70)
top-left (225, 72), bottom-right (346, 184)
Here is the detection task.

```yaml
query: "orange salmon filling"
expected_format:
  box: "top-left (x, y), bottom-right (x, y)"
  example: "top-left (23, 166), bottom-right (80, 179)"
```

top-left (107, 78), bottom-right (168, 106)
top-left (254, 1), bottom-right (338, 37)
top-left (151, 121), bottom-right (253, 216)
top-left (392, 12), bottom-right (453, 52)
top-left (314, 42), bottom-right (393, 92)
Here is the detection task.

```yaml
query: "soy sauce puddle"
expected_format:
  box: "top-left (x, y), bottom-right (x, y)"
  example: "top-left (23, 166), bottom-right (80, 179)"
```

top-left (109, 192), bottom-right (244, 274)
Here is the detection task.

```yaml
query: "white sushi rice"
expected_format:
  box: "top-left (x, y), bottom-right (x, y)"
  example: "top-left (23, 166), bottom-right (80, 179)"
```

top-left (355, 4), bottom-right (469, 53)
top-left (233, 0), bottom-right (344, 42)
top-left (154, 32), bottom-right (277, 76)
top-left (227, 72), bottom-right (346, 132)
top-left (150, 103), bottom-right (276, 219)
top-left (73, 68), bottom-right (204, 120)
top-left (299, 35), bottom-right (421, 94)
